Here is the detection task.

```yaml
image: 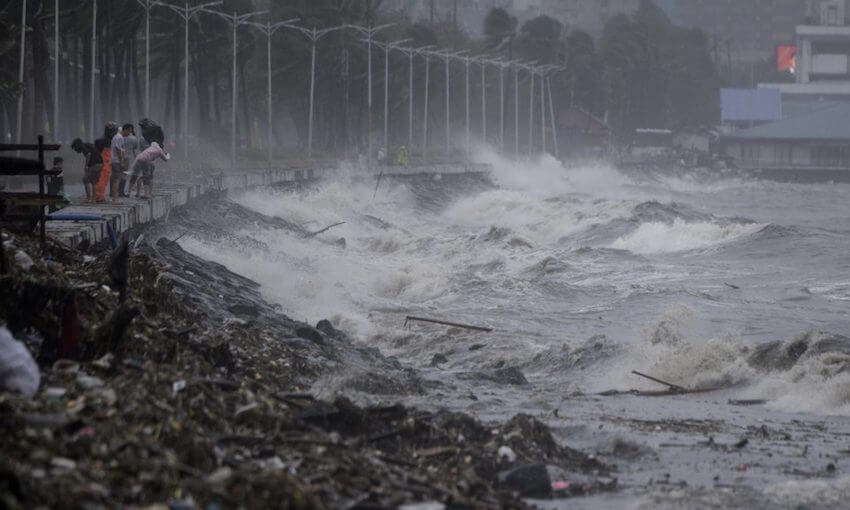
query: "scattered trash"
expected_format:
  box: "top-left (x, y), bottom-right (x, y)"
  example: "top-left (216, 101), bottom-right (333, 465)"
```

top-left (76, 374), bottom-right (105, 390)
top-left (172, 379), bottom-right (187, 395)
top-left (0, 326), bottom-right (41, 398)
top-left (498, 445), bottom-right (518, 463)
top-left (14, 250), bottom-right (35, 270)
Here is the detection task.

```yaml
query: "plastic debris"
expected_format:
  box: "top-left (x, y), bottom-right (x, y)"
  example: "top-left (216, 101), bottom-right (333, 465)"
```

top-left (498, 445), bottom-right (518, 463)
top-left (0, 326), bottom-right (40, 398)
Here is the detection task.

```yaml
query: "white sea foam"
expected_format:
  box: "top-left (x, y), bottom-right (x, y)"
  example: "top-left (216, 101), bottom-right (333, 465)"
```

top-left (610, 218), bottom-right (763, 254)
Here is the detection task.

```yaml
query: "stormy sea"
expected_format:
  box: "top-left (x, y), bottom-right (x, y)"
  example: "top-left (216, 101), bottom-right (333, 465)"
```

top-left (173, 152), bottom-right (850, 508)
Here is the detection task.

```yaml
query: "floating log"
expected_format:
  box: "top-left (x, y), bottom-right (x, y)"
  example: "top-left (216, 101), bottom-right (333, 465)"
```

top-left (306, 222), bottom-right (346, 238)
top-left (403, 315), bottom-right (493, 333)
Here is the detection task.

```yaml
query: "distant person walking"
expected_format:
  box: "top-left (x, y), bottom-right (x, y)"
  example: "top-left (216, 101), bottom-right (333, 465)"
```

top-left (71, 138), bottom-right (102, 203)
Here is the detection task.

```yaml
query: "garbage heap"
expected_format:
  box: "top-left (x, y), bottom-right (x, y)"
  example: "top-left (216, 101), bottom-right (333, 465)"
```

top-left (0, 231), bottom-right (615, 509)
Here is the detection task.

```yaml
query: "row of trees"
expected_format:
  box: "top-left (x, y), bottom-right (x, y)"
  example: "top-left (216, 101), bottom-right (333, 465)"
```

top-left (1, 0), bottom-right (721, 162)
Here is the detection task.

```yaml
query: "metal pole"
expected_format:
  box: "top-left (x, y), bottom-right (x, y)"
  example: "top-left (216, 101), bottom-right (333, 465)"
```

top-left (481, 61), bottom-right (486, 145)
top-left (547, 76), bottom-right (559, 159)
top-left (445, 54), bottom-right (450, 155)
top-left (408, 53), bottom-right (413, 151)
top-left (267, 26), bottom-right (272, 167)
top-left (465, 59), bottom-right (470, 155)
top-left (231, 12), bottom-right (237, 167)
top-left (54, 0), bottom-right (59, 141)
top-left (89, 0), bottom-right (96, 140)
top-left (499, 66), bottom-right (504, 153)
top-left (384, 43), bottom-right (389, 154)
top-left (145, 1), bottom-right (150, 116)
top-left (368, 35), bottom-right (373, 161)
top-left (514, 66), bottom-right (519, 156)
top-left (16, 0), bottom-right (27, 147)
top-left (541, 72), bottom-right (546, 154)
top-left (423, 54), bottom-right (429, 160)
top-left (528, 70), bottom-right (534, 156)
top-left (183, 2), bottom-right (189, 161)
top-left (308, 36), bottom-right (316, 159)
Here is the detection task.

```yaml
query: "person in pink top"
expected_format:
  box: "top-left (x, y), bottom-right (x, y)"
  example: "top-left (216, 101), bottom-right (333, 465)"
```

top-left (127, 140), bottom-right (170, 198)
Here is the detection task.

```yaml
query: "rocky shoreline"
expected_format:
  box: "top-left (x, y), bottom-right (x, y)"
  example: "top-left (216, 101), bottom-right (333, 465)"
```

top-left (0, 205), bottom-right (615, 508)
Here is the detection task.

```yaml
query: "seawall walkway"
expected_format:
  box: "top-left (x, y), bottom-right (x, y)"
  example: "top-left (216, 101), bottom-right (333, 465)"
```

top-left (46, 163), bottom-right (490, 248)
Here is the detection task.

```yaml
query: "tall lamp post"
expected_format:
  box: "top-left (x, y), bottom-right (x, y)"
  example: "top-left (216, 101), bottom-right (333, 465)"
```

top-left (16, 0), bottom-right (26, 147)
top-left (431, 49), bottom-right (467, 156)
top-left (348, 23), bottom-right (393, 164)
top-left (89, 0), bottom-right (96, 140)
top-left (287, 24), bottom-right (347, 160)
top-left (371, 38), bottom-right (411, 156)
top-left (247, 17), bottom-right (300, 168)
top-left (159, 1), bottom-right (222, 162)
top-left (204, 8), bottom-right (267, 168)
top-left (512, 62), bottom-right (521, 156)
top-left (392, 45), bottom-right (434, 155)
top-left (421, 50), bottom-right (432, 161)
top-left (475, 56), bottom-right (490, 147)
top-left (134, 0), bottom-right (163, 119)
top-left (53, 0), bottom-right (59, 140)
top-left (461, 55), bottom-right (472, 154)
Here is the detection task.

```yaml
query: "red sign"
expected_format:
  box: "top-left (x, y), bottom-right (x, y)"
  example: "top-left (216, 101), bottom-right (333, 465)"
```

top-left (777, 45), bottom-right (797, 72)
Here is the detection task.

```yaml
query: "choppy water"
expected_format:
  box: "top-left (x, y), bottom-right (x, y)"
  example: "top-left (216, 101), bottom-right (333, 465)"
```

top-left (178, 150), bottom-right (850, 504)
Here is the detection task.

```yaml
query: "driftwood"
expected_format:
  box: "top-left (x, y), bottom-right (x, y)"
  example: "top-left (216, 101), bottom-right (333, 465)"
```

top-left (306, 222), bottom-right (346, 238)
top-left (403, 315), bottom-right (493, 333)
top-left (597, 371), bottom-right (722, 397)
top-left (631, 370), bottom-right (686, 392)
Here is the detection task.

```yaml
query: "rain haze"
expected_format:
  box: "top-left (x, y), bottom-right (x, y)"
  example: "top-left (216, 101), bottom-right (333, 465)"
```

top-left (2, 0), bottom-right (850, 508)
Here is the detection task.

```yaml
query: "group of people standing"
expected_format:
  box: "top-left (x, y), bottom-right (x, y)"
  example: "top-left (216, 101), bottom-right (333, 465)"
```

top-left (70, 119), bottom-right (170, 203)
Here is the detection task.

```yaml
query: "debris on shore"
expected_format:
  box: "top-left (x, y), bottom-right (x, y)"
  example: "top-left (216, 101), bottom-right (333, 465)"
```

top-left (0, 230), bottom-right (615, 508)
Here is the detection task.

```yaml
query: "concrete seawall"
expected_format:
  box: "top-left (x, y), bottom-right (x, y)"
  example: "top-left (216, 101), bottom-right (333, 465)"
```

top-left (47, 163), bottom-right (490, 248)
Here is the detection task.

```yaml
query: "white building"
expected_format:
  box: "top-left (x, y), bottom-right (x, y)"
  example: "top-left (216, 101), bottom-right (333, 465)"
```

top-left (760, 0), bottom-right (850, 97)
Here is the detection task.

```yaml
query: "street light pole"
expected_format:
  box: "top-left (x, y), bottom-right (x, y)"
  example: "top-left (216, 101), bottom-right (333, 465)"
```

top-left (478, 57), bottom-right (487, 146)
top-left (348, 24), bottom-right (393, 164)
top-left (204, 8), bottom-right (267, 168)
top-left (463, 56), bottom-right (470, 154)
top-left (89, 0), bottom-right (96, 140)
top-left (540, 70), bottom-right (546, 154)
top-left (134, 0), bottom-right (161, 119)
top-left (547, 75), bottom-right (559, 159)
top-left (422, 51), bottom-right (431, 160)
top-left (372, 38), bottom-right (411, 157)
top-left (16, 0), bottom-right (26, 147)
top-left (392, 45), bottom-right (433, 155)
top-left (528, 66), bottom-right (535, 156)
top-left (513, 63), bottom-right (519, 156)
top-left (432, 49), bottom-right (467, 157)
top-left (54, 0), bottom-right (59, 141)
top-left (247, 18), bottom-right (300, 168)
top-left (159, 1), bottom-right (222, 162)
top-left (288, 25), bottom-right (347, 160)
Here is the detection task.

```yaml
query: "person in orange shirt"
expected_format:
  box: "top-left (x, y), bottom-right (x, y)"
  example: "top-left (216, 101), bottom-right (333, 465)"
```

top-left (94, 123), bottom-right (118, 202)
